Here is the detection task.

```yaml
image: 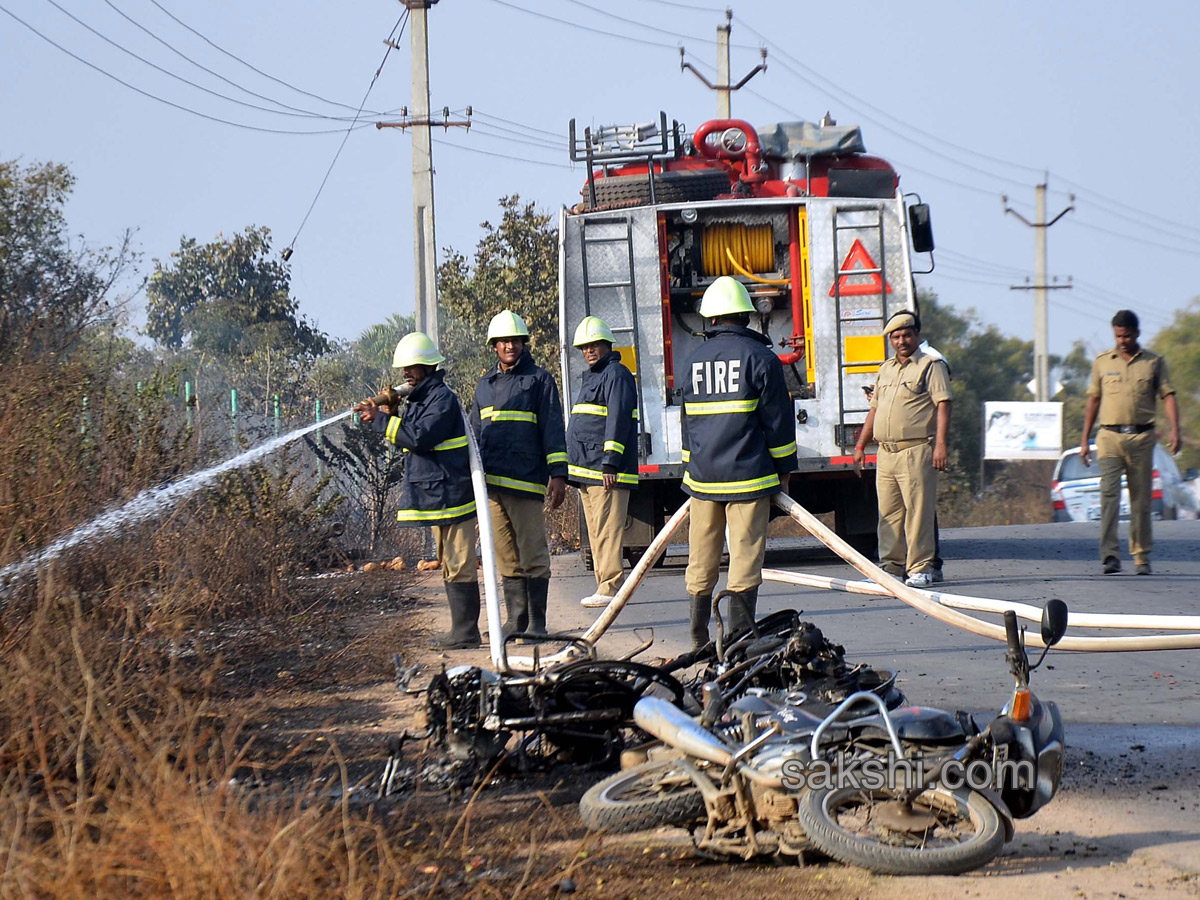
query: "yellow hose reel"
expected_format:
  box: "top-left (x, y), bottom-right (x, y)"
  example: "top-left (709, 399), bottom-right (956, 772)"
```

top-left (700, 223), bottom-right (789, 286)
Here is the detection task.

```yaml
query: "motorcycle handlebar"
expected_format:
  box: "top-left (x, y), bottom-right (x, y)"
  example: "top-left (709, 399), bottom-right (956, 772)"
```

top-left (1004, 610), bottom-right (1021, 654)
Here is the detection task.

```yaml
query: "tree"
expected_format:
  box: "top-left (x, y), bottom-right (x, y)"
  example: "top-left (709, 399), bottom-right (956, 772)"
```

top-left (145, 226), bottom-right (330, 405)
top-left (0, 159), bottom-right (137, 361)
top-left (1151, 298), bottom-right (1200, 469)
top-left (304, 313), bottom-right (415, 412)
top-left (437, 196), bottom-right (559, 404)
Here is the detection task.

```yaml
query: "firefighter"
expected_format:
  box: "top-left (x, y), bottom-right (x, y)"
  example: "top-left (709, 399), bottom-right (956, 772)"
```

top-left (682, 276), bottom-right (798, 650)
top-left (566, 315), bottom-right (639, 608)
top-left (474, 310), bottom-right (568, 639)
top-left (355, 332), bottom-right (481, 650)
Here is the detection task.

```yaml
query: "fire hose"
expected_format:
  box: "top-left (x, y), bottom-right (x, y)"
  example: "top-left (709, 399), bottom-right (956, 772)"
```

top-left (767, 492), bottom-right (1200, 652)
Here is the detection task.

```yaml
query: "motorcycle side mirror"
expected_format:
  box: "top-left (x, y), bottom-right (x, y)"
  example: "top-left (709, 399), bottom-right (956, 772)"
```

top-left (1041, 600), bottom-right (1069, 647)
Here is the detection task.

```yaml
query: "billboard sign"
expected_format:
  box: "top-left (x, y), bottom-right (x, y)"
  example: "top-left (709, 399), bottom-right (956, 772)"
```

top-left (984, 401), bottom-right (1063, 461)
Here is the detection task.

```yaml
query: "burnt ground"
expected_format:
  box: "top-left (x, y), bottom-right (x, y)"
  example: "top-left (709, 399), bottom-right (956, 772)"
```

top-left (202, 568), bottom-right (878, 898)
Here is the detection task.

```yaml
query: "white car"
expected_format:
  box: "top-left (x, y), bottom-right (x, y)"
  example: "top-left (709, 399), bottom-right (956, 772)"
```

top-left (1051, 444), bottom-right (1200, 523)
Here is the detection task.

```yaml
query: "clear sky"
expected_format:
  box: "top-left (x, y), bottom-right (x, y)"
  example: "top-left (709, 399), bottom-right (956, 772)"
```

top-left (3, 0), bottom-right (1198, 362)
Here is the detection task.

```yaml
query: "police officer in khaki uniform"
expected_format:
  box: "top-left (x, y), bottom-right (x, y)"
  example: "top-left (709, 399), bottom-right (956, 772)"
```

top-left (1080, 309), bottom-right (1181, 575)
top-left (853, 310), bottom-right (952, 587)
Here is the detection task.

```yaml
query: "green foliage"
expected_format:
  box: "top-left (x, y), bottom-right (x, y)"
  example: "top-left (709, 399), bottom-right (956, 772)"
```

top-left (437, 195), bottom-right (559, 404)
top-left (145, 226), bottom-right (330, 408)
top-left (1151, 297), bottom-right (1200, 469)
top-left (0, 158), bottom-right (138, 361)
top-left (306, 314), bottom-right (416, 412)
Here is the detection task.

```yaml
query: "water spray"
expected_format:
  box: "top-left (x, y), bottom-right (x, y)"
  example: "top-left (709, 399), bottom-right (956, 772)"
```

top-left (0, 410), bottom-right (354, 593)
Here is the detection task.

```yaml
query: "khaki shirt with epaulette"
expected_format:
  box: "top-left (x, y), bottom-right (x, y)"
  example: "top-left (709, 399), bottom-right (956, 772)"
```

top-left (869, 348), bottom-right (952, 442)
top-left (1087, 348), bottom-right (1175, 426)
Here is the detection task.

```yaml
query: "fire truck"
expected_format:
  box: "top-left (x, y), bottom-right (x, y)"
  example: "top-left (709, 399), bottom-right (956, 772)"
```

top-left (558, 113), bottom-right (935, 561)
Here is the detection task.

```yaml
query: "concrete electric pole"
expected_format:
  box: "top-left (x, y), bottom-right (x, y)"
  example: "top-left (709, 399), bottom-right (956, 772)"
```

top-left (377, 0), bottom-right (470, 345)
top-left (680, 9), bottom-right (767, 118)
top-left (1004, 178), bottom-right (1074, 402)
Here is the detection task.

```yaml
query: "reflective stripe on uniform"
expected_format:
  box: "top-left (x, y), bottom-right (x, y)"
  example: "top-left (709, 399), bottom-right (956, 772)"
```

top-left (603, 440), bottom-right (624, 454)
top-left (769, 440), bottom-right (798, 459)
top-left (432, 435), bottom-right (469, 451)
top-left (632, 408), bottom-right (639, 420)
top-left (385, 416), bottom-right (402, 444)
top-left (485, 474), bottom-right (546, 495)
top-left (396, 500), bottom-right (477, 522)
top-left (569, 464), bottom-right (638, 485)
top-left (681, 449), bottom-right (691, 462)
top-left (546, 451), bottom-right (568, 465)
top-left (683, 471), bottom-right (780, 494)
top-left (571, 403), bottom-right (607, 416)
top-left (480, 406), bottom-right (538, 424)
top-left (684, 398), bottom-right (760, 415)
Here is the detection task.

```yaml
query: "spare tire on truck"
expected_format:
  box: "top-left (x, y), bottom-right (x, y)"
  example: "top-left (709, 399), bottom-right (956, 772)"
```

top-left (581, 168), bottom-right (730, 211)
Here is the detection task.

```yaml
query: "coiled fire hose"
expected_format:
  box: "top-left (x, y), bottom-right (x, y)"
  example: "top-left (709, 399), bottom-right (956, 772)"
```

top-left (701, 223), bottom-right (788, 285)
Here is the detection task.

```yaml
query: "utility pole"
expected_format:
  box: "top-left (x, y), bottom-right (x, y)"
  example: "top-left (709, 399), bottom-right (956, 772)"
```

top-left (377, 0), bottom-right (470, 345)
top-left (680, 9), bottom-right (767, 118)
top-left (1004, 177), bottom-right (1074, 402)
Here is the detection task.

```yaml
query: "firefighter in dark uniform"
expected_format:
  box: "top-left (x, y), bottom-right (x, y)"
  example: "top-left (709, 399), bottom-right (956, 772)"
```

top-left (566, 315), bottom-right (639, 608)
top-left (682, 276), bottom-right (798, 649)
top-left (474, 310), bottom-right (568, 638)
top-left (1080, 309), bottom-right (1181, 575)
top-left (355, 332), bottom-right (480, 649)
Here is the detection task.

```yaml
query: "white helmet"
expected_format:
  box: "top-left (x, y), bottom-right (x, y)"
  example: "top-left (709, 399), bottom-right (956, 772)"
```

top-left (698, 276), bottom-right (754, 317)
top-left (572, 315), bottom-right (616, 347)
top-left (392, 331), bottom-right (445, 368)
top-left (486, 309), bottom-right (531, 344)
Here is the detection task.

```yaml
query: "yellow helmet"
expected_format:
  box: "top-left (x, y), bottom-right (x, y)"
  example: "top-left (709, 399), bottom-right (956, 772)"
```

top-left (392, 331), bottom-right (445, 368)
top-left (486, 309), bottom-right (531, 344)
top-left (698, 275), bottom-right (754, 317)
top-left (572, 315), bottom-right (616, 347)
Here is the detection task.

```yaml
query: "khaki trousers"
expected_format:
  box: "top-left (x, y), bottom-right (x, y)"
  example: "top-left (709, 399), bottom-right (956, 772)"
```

top-left (1096, 427), bottom-right (1155, 564)
top-left (579, 484), bottom-right (630, 596)
top-left (685, 496), bottom-right (771, 596)
top-left (433, 519), bottom-right (478, 583)
top-left (876, 442), bottom-right (937, 575)
top-left (488, 493), bottom-right (552, 580)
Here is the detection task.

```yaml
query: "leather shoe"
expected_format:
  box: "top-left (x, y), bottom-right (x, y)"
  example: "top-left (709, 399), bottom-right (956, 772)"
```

top-left (1102, 557), bottom-right (1121, 575)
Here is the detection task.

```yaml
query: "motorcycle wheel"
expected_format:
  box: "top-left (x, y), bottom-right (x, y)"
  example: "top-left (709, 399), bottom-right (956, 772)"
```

top-left (796, 785), bottom-right (1005, 876)
top-left (579, 759), bottom-right (705, 834)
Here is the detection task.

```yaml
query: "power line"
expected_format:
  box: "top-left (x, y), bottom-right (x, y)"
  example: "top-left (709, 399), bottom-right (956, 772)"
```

top-left (471, 108), bottom-right (564, 141)
top-left (285, 11), bottom-right (409, 253)
top-left (551, 0), bottom-right (756, 48)
top-left (145, 0), bottom-right (379, 116)
top-left (97, 0), bottom-right (366, 122)
top-left (433, 136), bottom-right (576, 170)
top-left (633, 0), bottom-right (726, 12)
top-left (1, 3), bottom-right (370, 134)
top-left (40, 0), bottom-right (370, 122)
top-left (469, 122), bottom-right (564, 153)
top-left (482, 0), bottom-right (679, 51)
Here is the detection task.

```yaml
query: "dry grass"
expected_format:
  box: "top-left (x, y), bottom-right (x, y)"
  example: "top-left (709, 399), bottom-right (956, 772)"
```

top-left (0, 360), bottom-right (595, 897)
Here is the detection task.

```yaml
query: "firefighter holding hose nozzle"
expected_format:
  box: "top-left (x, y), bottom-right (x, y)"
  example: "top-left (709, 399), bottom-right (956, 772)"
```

top-left (354, 332), bottom-right (482, 650)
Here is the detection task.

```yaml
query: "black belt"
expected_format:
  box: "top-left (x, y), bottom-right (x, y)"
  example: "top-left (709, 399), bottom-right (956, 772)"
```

top-left (1102, 424), bottom-right (1154, 434)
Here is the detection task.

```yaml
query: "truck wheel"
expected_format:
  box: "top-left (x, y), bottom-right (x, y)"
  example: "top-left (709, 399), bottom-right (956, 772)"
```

top-left (582, 169), bottom-right (731, 211)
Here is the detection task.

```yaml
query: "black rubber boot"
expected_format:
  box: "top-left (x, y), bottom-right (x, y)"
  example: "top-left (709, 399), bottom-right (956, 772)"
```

top-left (689, 593), bottom-right (712, 651)
top-left (501, 576), bottom-right (529, 638)
top-left (431, 581), bottom-right (482, 650)
top-left (526, 577), bottom-right (550, 637)
top-left (728, 587), bottom-right (759, 635)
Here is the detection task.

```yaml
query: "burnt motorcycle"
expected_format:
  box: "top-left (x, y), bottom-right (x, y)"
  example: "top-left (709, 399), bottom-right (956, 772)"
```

top-left (579, 600), bottom-right (1069, 876)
